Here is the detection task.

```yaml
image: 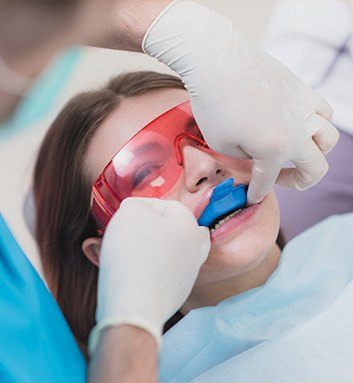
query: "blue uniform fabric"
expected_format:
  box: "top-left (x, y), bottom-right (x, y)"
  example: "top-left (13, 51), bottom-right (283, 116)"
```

top-left (0, 215), bottom-right (86, 383)
top-left (0, 48), bottom-right (81, 139)
top-left (160, 213), bottom-right (353, 383)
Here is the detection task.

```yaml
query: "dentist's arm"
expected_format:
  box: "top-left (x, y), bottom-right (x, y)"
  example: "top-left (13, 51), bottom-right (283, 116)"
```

top-left (88, 198), bottom-right (210, 383)
top-left (0, 1), bottom-right (173, 123)
top-left (92, 0), bottom-right (172, 52)
top-left (89, 325), bottom-right (158, 383)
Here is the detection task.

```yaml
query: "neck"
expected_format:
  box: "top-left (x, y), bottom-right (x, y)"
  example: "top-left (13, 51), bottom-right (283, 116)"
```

top-left (182, 244), bottom-right (281, 313)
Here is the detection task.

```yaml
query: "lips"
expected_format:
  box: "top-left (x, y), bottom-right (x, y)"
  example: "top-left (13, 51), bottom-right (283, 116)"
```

top-left (210, 203), bottom-right (260, 242)
top-left (194, 187), bottom-right (215, 221)
top-left (194, 180), bottom-right (247, 220)
top-left (196, 178), bottom-right (247, 229)
top-left (192, 177), bottom-right (264, 243)
top-left (209, 207), bottom-right (245, 232)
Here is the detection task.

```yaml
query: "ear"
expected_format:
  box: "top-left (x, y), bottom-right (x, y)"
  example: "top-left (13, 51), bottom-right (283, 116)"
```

top-left (82, 237), bottom-right (102, 267)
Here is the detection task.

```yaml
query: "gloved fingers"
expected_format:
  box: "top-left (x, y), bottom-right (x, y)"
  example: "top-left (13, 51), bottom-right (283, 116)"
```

top-left (120, 197), bottom-right (171, 215)
top-left (311, 91), bottom-right (333, 120)
top-left (197, 227), bottom-right (211, 262)
top-left (125, 196), bottom-right (193, 220)
top-left (203, 140), bottom-right (251, 159)
top-left (150, 200), bottom-right (210, 248)
top-left (161, 200), bottom-right (200, 224)
top-left (150, 198), bottom-right (181, 216)
top-left (119, 196), bottom-right (153, 209)
top-left (228, 146), bottom-right (251, 160)
top-left (117, 197), bottom-right (200, 228)
top-left (276, 142), bottom-right (329, 191)
top-left (199, 226), bottom-right (211, 237)
top-left (306, 113), bottom-right (339, 155)
top-left (148, 198), bottom-right (193, 220)
top-left (247, 159), bottom-right (281, 205)
top-left (117, 197), bottom-right (171, 222)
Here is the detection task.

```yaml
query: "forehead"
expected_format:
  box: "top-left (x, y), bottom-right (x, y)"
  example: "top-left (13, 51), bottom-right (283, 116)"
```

top-left (85, 88), bottom-right (189, 183)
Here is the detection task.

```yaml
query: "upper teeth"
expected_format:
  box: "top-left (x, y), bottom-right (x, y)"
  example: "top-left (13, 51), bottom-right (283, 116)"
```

top-left (210, 209), bottom-right (243, 233)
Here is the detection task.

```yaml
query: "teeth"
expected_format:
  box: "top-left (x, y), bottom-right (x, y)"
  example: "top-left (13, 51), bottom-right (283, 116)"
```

top-left (210, 208), bottom-right (244, 233)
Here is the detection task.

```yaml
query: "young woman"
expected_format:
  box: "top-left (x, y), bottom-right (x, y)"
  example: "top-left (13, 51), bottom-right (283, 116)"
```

top-left (33, 71), bottom-right (353, 381)
top-left (33, 70), bottom-right (282, 348)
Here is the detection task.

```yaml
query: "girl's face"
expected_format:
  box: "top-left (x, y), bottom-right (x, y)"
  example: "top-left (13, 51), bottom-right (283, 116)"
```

top-left (85, 88), bottom-right (280, 287)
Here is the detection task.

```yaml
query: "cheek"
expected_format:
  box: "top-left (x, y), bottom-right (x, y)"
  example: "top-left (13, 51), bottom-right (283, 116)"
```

top-left (196, 192), bottom-right (280, 284)
top-left (162, 173), bottom-right (196, 209)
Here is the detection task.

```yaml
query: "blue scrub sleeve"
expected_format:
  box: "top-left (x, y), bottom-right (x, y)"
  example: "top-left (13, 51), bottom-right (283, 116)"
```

top-left (0, 215), bottom-right (86, 383)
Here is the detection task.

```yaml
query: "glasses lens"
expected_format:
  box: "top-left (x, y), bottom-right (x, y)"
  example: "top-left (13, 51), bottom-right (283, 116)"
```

top-left (92, 101), bottom-right (205, 228)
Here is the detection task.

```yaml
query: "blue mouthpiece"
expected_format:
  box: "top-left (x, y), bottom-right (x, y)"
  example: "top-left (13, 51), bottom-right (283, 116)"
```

top-left (197, 178), bottom-right (247, 227)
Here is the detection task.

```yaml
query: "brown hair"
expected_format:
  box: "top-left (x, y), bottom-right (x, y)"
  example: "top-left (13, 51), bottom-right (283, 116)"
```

top-left (33, 71), bottom-right (186, 353)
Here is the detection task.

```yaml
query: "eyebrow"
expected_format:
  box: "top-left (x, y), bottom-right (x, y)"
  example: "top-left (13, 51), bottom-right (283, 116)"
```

top-left (132, 141), bottom-right (164, 155)
top-left (131, 117), bottom-right (197, 155)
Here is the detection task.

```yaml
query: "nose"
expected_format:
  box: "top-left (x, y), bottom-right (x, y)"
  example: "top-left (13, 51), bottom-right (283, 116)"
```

top-left (182, 144), bottom-right (226, 192)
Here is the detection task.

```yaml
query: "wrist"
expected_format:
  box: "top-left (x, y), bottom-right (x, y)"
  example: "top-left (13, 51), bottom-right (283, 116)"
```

top-left (99, 324), bottom-right (158, 352)
top-left (94, 0), bottom-right (173, 52)
top-left (89, 315), bottom-right (163, 355)
top-left (142, 0), bottom-right (235, 70)
top-left (89, 325), bottom-right (158, 383)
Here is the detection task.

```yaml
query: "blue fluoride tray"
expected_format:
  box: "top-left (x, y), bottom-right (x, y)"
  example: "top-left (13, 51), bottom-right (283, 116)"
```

top-left (198, 178), bottom-right (247, 227)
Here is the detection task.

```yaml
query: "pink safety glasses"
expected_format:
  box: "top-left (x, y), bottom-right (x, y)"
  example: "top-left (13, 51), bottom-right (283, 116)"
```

top-left (91, 101), bottom-right (211, 231)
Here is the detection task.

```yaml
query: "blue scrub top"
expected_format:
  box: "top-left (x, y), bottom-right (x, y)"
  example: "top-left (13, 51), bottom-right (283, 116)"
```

top-left (0, 215), bottom-right (86, 383)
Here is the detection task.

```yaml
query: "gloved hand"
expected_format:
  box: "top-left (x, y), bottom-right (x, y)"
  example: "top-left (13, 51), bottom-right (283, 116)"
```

top-left (143, 0), bottom-right (339, 204)
top-left (89, 197), bottom-right (210, 353)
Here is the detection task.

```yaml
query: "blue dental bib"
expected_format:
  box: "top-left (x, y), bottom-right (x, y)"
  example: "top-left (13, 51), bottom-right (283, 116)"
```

top-left (197, 178), bottom-right (247, 227)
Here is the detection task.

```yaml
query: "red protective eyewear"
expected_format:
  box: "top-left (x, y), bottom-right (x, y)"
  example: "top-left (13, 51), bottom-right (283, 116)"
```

top-left (91, 101), bottom-right (210, 231)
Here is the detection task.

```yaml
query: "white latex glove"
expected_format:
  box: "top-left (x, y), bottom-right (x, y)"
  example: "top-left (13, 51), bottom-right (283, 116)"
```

top-left (142, 0), bottom-right (339, 204)
top-left (89, 197), bottom-right (210, 353)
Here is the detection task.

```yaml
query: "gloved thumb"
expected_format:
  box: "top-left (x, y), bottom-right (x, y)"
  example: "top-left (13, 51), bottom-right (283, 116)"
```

top-left (247, 159), bottom-right (281, 205)
top-left (198, 227), bottom-right (211, 261)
